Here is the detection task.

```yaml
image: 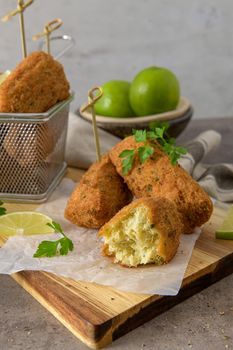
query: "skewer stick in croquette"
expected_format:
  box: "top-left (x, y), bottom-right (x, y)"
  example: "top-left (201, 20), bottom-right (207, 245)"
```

top-left (81, 86), bottom-right (103, 162)
top-left (109, 136), bottom-right (213, 234)
top-left (65, 154), bottom-right (132, 229)
top-left (99, 197), bottom-right (182, 267)
top-left (2, 0), bottom-right (33, 59)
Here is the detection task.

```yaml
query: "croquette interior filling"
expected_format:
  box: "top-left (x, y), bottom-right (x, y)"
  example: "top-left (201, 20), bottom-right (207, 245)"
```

top-left (103, 206), bottom-right (164, 267)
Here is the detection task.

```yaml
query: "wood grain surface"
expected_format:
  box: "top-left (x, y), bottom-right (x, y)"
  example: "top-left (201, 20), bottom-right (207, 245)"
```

top-left (0, 168), bottom-right (233, 349)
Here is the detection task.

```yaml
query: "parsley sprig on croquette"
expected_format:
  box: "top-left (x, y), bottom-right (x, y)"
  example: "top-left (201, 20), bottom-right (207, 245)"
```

top-left (119, 122), bottom-right (187, 175)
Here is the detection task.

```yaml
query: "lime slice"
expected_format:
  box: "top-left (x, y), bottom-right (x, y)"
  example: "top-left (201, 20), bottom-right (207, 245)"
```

top-left (216, 231), bottom-right (233, 240)
top-left (0, 70), bottom-right (11, 85)
top-left (0, 212), bottom-right (54, 237)
top-left (216, 205), bottom-right (233, 240)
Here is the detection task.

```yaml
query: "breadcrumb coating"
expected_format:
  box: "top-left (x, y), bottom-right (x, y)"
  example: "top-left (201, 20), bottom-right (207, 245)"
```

top-left (65, 154), bottom-right (132, 228)
top-left (109, 136), bottom-right (213, 234)
top-left (0, 51), bottom-right (70, 113)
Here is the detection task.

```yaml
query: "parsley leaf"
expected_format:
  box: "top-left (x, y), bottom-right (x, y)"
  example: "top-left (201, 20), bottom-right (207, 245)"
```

top-left (138, 145), bottom-right (154, 163)
top-left (119, 149), bottom-right (134, 158)
top-left (33, 221), bottom-right (74, 258)
top-left (33, 240), bottom-right (59, 258)
top-left (133, 129), bottom-right (147, 142)
top-left (155, 127), bottom-right (165, 139)
top-left (119, 149), bottom-right (135, 175)
top-left (0, 201), bottom-right (6, 216)
top-left (0, 207), bottom-right (6, 216)
top-left (149, 123), bottom-right (187, 165)
top-left (166, 145), bottom-right (187, 165)
top-left (167, 137), bottom-right (176, 145)
top-left (59, 237), bottom-right (74, 255)
top-left (146, 130), bottom-right (158, 141)
top-left (122, 158), bottom-right (133, 175)
top-left (149, 121), bottom-right (169, 133)
top-left (47, 221), bottom-right (63, 234)
top-left (175, 146), bottom-right (187, 155)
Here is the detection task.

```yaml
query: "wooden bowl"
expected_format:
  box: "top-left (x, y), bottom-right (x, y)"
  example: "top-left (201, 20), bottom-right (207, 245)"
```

top-left (78, 96), bottom-right (193, 139)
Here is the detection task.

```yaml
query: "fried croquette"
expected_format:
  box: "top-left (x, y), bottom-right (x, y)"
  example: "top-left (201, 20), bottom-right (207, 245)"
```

top-left (99, 197), bottom-right (182, 267)
top-left (0, 51), bottom-right (70, 113)
top-left (109, 136), bottom-right (213, 234)
top-left (3, 111), bottom-right (66, 167)
top-left (65, 154), bottom-right (132, 228)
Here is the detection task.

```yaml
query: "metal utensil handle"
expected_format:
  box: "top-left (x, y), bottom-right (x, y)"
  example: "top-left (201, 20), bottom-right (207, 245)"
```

top-left (37, 34), bottom-right (75, 60)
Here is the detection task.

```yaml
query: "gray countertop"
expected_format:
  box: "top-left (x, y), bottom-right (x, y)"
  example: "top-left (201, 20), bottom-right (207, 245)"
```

top-left (0, 117), bottom-right (233, 350)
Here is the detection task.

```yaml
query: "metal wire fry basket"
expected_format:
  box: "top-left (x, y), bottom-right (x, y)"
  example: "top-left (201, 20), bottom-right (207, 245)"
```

top-left (0, 94), bottom-right (73, 202)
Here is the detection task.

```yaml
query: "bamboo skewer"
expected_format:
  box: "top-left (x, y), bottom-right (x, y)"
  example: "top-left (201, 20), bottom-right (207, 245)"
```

top-left (32, 19), bottom-right (63, 55)
top-left (2, 0), bottom-right (33, 58)
top-left (81, 87), bottom-right (103, 162)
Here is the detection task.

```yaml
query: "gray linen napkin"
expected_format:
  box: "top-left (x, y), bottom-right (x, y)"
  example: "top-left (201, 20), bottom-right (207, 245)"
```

top-left (179, 130), bottom-right (233, 202)
top-left (65, 113), bottom-right (233, 202)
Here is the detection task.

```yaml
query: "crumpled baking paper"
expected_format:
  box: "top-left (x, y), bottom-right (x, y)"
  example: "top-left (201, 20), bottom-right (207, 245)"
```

top-left (0, 179), bottom-right (200, 295)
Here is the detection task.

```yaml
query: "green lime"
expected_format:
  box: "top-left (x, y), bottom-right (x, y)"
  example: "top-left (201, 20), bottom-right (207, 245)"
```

top-left (129, 66), bottom-right (180, 116)
top-left (94, 80), bottom-right (135, 118)
top-left (216, 205), bottom-right (233, 240)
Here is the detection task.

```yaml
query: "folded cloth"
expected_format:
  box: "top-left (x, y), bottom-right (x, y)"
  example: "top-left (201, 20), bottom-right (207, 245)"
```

top-left (65, 113), bottom-right (233, 202)
top-left (179, 130), bottom-right (233, 202)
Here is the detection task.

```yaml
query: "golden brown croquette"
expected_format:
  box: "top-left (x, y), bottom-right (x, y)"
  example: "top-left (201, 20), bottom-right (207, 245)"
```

top-left (99, 197), bottom-right (182, 267)
top-left (0, 51), bottom-right (70, 113)
top-left (109, 136), bottom-right (213, 234)
top-left (65, 154), bottom-right (132, 228)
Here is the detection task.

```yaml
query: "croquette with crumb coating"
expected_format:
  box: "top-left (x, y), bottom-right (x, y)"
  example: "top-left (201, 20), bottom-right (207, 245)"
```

top-left (0, 51), bottom-right (70, 113)
top-left (65, 154), bottom-right (132, 228)
top-left (109, 136), bottom-right (213, 234)
top-left (99, 197), bottom-right (182, 267)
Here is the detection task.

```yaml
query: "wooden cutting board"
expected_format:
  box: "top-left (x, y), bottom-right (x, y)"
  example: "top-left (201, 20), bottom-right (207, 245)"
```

top-left (0, 168), bottom-right (233, 349)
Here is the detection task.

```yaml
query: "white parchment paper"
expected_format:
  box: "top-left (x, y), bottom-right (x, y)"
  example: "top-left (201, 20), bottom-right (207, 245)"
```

top-left (0, 179), bottom-right (200, 295)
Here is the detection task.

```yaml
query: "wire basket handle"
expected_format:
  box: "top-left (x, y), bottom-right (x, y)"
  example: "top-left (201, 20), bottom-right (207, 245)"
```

top-left (33, 19), bottom-right (75, 59)
top-left (33, 18), bottom-right (64, 55)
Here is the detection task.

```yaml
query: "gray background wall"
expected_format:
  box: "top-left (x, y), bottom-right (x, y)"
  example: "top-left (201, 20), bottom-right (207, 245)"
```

top-left (0, 0), bottom-right (232, 119)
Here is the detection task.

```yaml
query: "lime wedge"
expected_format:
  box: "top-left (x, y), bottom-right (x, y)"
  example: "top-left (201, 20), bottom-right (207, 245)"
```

top-left (216, 231), bottom-right (233, 240)
top-left (0, 70), bottom-right (11, 85)
top-left (216, 205), bottom-right (233, 240)
top-left (0, 212), bottom-right (54, 237)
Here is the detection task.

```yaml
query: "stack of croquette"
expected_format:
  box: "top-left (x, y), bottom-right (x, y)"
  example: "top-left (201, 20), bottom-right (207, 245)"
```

top-left (0, 52), bottom-right (213, 268)
top-left (65, 136), bottom-right (213, 267)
